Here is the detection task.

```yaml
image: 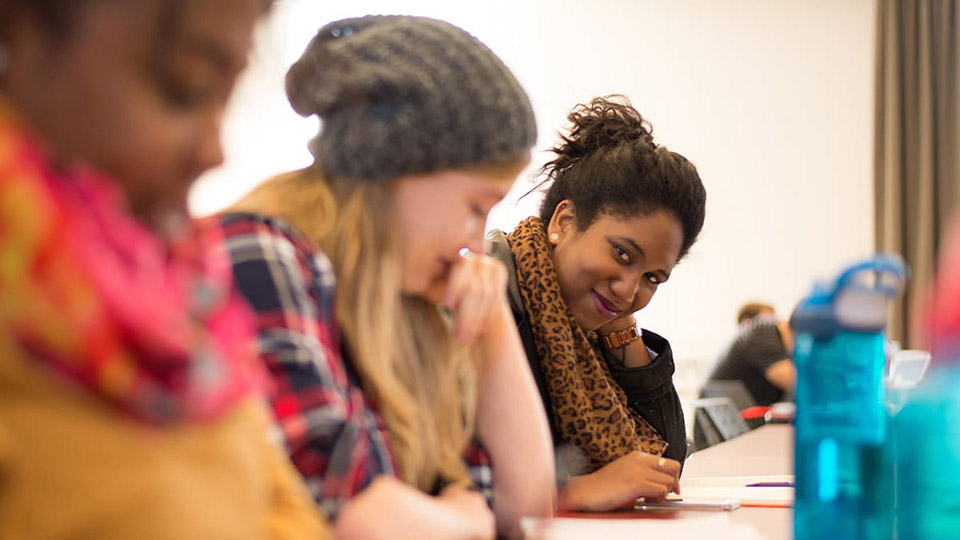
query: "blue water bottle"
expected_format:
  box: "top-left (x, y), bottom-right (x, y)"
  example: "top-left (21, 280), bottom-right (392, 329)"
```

top-left (895, 356), bottom-right (960, 540)
top-left (791, 256), bottom-right (907, 540)
top-left (894, 237), bottom-right (960, 539)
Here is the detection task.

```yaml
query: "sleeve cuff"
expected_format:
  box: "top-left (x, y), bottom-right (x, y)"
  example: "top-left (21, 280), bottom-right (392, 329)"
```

top-left (604, 329), bottom-right (676, 399)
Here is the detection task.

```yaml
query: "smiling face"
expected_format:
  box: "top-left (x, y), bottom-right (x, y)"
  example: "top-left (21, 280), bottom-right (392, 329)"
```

top-left (547, 200), bottom-right (685, 331)
top-left (392, 167), bottom-right (519, 303)
top-left (1, 0), bottom-right (263, 230)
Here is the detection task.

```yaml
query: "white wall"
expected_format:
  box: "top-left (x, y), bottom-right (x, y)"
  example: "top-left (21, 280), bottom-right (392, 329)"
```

top-left (191, 0), bottom-right (877, 388)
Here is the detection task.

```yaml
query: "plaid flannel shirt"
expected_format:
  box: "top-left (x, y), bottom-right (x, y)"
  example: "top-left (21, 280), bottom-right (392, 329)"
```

top-left (217, 213), bottom-right (492, 519)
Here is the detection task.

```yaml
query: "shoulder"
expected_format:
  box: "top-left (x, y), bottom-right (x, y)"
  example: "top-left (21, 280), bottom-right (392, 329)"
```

top-left (217, 212), bottom-right (313, 257)
top-left (485, 229), bottom-right (525, 316)
top-left (743, 320), bottom-right (786, 349)
top-left (217, 212), bottom-right (335, 283)
top-left (717, 321), bottom-right (788, 373)
top-left (485, 229), bottom-right (511, 261)
top-left (214, 213), bottom-right (336, 320)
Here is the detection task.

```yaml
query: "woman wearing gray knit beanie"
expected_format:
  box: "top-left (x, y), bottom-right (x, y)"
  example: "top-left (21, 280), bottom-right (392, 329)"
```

top-left (218, 15), bottom-right (555, 540)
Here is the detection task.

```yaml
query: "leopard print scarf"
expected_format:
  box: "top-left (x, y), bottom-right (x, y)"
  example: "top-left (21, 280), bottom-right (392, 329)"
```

top-left (507, 217), bottom-right (666, 472)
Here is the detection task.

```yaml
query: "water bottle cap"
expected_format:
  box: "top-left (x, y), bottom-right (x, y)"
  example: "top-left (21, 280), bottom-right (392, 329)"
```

top-left (791, 255), bottom-right (908, 336)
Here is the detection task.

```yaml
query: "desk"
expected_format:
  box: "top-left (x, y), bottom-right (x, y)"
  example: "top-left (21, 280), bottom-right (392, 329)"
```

top-left (685, 423), bottom-right (792, 477)
top-left (682, 424), bottom-right (792, 540)
top-left (525, 424), bottom-right (794, 540)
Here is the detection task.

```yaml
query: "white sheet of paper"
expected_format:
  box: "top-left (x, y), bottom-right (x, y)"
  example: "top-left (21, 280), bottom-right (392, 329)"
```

top-left (679, 475), bottom-right (795, 506)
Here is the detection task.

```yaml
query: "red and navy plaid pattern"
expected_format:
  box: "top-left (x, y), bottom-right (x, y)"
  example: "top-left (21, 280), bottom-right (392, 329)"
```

top-left (217, 212), bottom-right (395, 519)
top-left (216, 212), bottom-right (493, 518)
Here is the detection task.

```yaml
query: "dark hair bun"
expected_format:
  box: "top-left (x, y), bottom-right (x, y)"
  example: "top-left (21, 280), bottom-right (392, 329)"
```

top-left (547, 95), bottom-right (654, 179)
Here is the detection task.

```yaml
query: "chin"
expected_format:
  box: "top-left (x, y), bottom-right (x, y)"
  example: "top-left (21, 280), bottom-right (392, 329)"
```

top-left (423, 288), bottom-right (445, 304)
top-left (571, 308), bottom-right (600, 332)
top-left (150, 206), bottom-right (191, 239)
top-left (417, 278), bottom-right (447, 304)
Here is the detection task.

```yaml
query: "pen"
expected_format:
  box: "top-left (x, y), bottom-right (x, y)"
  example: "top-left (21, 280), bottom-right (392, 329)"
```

top-left (745, 482), bottom-right (794, 487)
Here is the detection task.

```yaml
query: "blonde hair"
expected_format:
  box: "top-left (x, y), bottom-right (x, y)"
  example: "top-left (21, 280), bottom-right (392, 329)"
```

top-left (231, 167), bottom-right (485, 490)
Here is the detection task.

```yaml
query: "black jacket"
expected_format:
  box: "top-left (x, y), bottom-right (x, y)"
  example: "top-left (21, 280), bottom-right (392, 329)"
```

top-left (487, 230), bottom-right (688, 465)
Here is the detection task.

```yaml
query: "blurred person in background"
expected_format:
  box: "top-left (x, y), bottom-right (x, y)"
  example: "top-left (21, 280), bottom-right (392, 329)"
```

top-left (0, 1), bottom-right (328, 538)
top-left (707, 301), bottom-right (795, 406)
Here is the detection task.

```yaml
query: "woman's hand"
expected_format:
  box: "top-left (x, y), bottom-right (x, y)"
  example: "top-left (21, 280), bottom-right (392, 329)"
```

top-left (596, 314), bottom-right (652, 368)
top-left (336, 477), bottom-right (495, 540)
top-left (437, 485), bottom-right (496, 540)
top-left (559, 451), bottom-right (681, 512)
top-left (446, 251), bottom-right (556, 536)
top-left (442, 250), bottom-right (510, 345)
top-left (596, 313), bottom-right (638, 337)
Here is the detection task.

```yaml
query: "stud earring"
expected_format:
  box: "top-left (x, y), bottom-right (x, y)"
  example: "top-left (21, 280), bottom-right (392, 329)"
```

top-left (549, 233), bottom-right (560, 243)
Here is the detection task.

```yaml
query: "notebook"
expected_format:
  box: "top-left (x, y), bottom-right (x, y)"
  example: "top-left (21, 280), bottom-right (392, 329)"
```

top-left (678, 475), bottom-right (795, 508)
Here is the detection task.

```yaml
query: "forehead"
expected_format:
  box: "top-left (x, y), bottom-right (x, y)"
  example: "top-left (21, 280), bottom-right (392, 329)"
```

top-left (585, 211), bottom-right (684, 253)
top-left (434, 169), bottom-right (516, 195)
top-left (588, 210), bottom-right (678, 232)
top-left (61, 0), bottom-right (260, 63)
top-left (171, 0), bottom-right (262, 62)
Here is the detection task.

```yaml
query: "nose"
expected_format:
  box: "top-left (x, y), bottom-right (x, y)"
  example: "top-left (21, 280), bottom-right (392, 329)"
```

top-left (460, 212), bottom-right (487, 255)
top-left (463, 229), bottom-right (485, 255)
top-left (611, 270), bottom-right (651, 311)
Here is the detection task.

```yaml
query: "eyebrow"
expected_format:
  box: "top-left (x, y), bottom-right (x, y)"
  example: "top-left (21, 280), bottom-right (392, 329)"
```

top-left (613, 235), bottom-right (645, 258)
top-left (479, 185), bottom-right (509, 201)
top-left (611, 235), bottom-right (671, 280)
top-left (176, 35), bottom-right (246, 75)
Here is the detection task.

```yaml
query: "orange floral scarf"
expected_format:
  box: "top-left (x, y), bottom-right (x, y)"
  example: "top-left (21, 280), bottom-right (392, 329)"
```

top-left (0, 98), bottom-right (261, 423)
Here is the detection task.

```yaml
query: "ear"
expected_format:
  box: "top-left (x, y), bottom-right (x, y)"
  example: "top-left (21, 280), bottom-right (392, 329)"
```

top-left (546, 200), bottom-right (578, 246)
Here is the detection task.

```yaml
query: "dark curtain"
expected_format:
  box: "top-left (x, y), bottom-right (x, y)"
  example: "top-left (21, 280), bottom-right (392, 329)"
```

top-left (876, 0), bottom-right (960, 345)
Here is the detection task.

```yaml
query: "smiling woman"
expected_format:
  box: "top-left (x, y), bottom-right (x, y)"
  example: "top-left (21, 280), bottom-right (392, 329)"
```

top-left (487, 95), bottom-right (707, 512)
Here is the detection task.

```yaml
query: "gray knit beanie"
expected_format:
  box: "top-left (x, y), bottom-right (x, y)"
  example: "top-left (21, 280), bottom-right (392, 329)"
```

top-left (285, 15), bottom-right (537, 181)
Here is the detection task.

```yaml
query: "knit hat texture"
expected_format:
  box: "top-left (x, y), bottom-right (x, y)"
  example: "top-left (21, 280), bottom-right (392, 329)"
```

top-left (286, 15), bottom-right (537, 180)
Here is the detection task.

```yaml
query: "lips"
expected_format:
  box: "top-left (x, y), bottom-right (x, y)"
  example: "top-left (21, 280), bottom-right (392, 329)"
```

top-left (591, 290), bottom-right (621, 319)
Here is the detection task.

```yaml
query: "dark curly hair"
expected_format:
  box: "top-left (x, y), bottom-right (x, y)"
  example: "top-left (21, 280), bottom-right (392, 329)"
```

top-left (538, 95), bottom-right (706, 261)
